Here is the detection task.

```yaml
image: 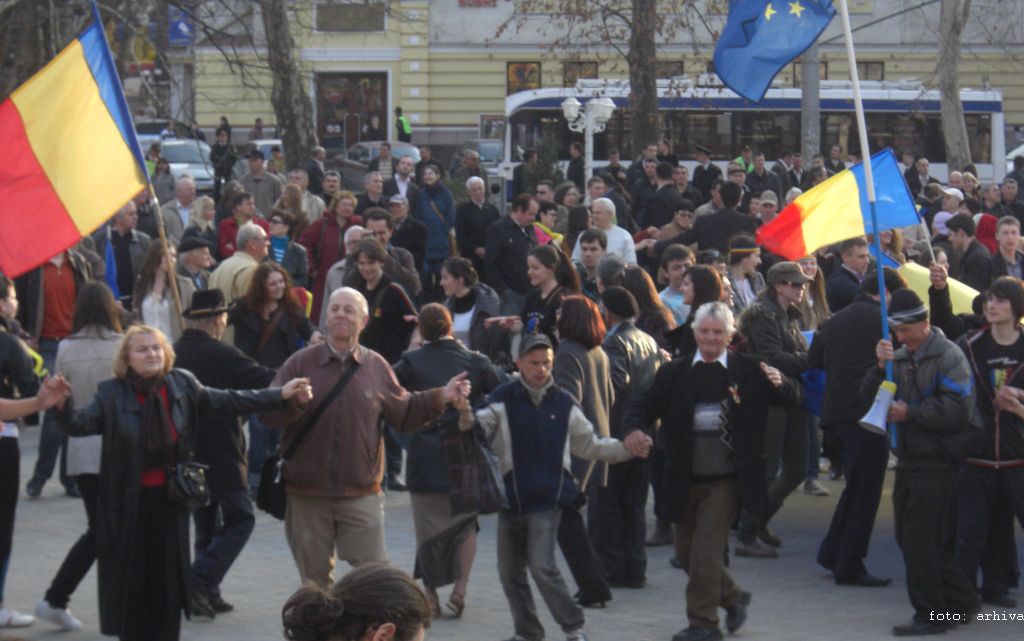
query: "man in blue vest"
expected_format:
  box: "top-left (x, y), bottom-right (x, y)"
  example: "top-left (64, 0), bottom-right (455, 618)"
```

top-left (456, 334), bottom-right (651, 641)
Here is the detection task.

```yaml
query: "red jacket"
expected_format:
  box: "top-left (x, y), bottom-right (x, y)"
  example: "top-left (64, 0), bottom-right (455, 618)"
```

top-left (299, 215), bottom-right (363, 324)
top-left (218, 216), bottom-right (269, 259)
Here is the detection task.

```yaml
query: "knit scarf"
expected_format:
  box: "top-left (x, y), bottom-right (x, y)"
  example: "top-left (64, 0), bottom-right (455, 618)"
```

top-left (126, 370), bottom-right (177, 470)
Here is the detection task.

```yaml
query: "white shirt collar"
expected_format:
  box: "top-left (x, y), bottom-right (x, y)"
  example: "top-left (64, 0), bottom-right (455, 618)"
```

top-left (692, 349), bottom-right (728, 368)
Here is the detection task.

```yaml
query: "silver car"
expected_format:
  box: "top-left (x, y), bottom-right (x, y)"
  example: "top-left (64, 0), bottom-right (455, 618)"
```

top-left (160, 139), bottom-right (216, 194)
top-left (339, 141), bottom-right (421, 190)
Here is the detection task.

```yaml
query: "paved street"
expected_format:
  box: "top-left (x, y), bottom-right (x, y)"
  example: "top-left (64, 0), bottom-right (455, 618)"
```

top-left (4, 427), bottom-right (1024, 641)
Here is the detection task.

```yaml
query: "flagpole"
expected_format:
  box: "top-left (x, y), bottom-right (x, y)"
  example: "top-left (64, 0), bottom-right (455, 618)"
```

top-left (837, 0), bottom-right (896, 444)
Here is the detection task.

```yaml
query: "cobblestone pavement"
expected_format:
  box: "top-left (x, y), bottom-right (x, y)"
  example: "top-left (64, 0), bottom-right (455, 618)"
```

top-left (4, 428), bottom-right (1024, 641)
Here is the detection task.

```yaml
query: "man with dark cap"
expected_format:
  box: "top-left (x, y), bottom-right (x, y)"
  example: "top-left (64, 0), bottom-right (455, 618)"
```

top-left (868, 288), bottom-right (980, 636)
top-left (736, 262), bottom-right (811, 557)
top-left (172, 290), bottom-right (278, 618)
top-left (597, 287), bottom-right (665, 587)
top-left (454, 333), bottom-right (652, 641)
top-left (177, 236), bottom-right (215, 291)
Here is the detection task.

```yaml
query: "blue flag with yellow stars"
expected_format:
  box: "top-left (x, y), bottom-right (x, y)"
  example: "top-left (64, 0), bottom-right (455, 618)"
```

top-left (713, 0), bottom-right (836, 103)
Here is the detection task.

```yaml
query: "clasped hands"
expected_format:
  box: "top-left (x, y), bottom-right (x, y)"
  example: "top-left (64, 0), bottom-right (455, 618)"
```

top-left (623, 430), bottom-right (653, 458)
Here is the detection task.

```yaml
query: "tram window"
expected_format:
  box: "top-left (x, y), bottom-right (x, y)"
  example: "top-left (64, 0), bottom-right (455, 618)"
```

top-left (732, 112), bottom-right (799, 159)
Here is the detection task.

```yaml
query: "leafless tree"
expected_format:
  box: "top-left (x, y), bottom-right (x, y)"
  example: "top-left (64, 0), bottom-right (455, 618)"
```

top-left (936, 0), bottom-right (972, 171)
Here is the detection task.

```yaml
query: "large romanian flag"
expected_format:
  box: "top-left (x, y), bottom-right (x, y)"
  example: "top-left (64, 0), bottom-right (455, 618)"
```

top-left (757, 149), bottom-right (919, 259)
top-left (0, 3), bottom-right (147, 278)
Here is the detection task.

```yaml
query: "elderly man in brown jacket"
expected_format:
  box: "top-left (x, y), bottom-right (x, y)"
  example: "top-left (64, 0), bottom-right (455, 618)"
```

top-left (264, 286), bottom-right (470, 588)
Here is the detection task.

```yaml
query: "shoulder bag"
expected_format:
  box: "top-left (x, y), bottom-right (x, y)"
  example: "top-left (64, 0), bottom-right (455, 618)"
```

top-left (257, 359), bottom-right (362, 519)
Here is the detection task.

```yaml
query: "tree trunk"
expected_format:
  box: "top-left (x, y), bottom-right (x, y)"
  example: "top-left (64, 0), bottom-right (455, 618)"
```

top-left (627, 0), bottom-right (658, 158)
top-left (259, 0), bottom-right (317, 171)
top-left (937, 0), bottom-right (972, 172)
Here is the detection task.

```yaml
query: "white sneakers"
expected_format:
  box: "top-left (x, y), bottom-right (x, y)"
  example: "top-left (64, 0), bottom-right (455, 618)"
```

top-left (35, 599), bottom-right (82, 630)
top-left (0, 607), bottom-right (34, 628)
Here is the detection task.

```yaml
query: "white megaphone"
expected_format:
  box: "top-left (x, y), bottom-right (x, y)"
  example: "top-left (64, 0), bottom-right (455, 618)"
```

top-left (860, 380), bottom-right (897, 435)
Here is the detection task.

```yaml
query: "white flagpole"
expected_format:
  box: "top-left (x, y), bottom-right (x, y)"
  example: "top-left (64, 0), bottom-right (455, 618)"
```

top-left (837, 0), bottom-right (897, 444)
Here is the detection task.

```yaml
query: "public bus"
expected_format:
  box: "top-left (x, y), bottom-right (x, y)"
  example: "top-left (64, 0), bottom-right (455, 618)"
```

top-left (498, 77), bottom-right (1006, 199)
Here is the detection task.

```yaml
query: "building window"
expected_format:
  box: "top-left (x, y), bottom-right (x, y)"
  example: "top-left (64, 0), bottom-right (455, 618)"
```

top-left (563, 61), bottom-right (598, 87)
top-left (791, 61), bottom-right (828, 87)
top-left (508, 62), bottom-right (541, 95)
top-left (655, 61), bottom-right (685, 78)
top-left (857, 61), bottom-right (885, 81)
top-left (316, 1), bottom-right (386, 32)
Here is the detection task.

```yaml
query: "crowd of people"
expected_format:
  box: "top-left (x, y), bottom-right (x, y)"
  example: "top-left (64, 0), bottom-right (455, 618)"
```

top-left (1, 134), bottom-right (1024, 641)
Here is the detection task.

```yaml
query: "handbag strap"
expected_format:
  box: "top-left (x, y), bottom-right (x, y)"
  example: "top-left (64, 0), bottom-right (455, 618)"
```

top-left (281, 358), bottom-right (361, 461)
top-left (255, 307), bottom-right (286, 355)
top-left (428, 200), bottom-right (447, 226)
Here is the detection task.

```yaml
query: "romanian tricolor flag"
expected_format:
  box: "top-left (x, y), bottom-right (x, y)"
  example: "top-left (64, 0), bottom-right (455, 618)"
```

top-left (757, 149), bottom-right (919, 260)
top-left (0, 3), bottom-right (147, 277)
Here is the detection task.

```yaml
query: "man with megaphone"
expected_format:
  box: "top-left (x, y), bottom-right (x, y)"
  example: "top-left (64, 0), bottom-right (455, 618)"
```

top-left (866, 288), bottom-right (980, 636)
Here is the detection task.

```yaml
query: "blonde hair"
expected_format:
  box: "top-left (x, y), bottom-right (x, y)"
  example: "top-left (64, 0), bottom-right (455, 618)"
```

top-left (189, 196), bottom-right (216, 231)
top-left (112, 325), bottom-right (175, 378)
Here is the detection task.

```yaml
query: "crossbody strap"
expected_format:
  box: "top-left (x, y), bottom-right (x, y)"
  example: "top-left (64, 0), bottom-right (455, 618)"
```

top-left (281, 359), bottom-right (361, 461)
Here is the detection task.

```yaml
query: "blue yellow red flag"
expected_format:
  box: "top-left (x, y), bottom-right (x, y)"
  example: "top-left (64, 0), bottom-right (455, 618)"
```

top-left (713, 0), bottom-right (836, 102)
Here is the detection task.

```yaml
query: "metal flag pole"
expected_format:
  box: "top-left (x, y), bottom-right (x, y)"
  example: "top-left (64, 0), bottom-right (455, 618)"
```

top-left (837, 0), bottom-right (897, 445)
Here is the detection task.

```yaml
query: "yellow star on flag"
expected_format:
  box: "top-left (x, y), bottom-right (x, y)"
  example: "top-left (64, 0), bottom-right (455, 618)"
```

top-left (764, 3), bottom-right (777, 20)
top-left (789, 1), bottom-right (806, 18)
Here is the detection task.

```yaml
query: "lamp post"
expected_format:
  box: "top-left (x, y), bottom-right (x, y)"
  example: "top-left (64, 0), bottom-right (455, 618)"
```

top-left (562, 97), bottom-right (616, 185)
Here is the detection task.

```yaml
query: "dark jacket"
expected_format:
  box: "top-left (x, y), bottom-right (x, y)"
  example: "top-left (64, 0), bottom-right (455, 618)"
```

top-left (691, 163), bottom-right (722, 204)
top-left (393, 338), bottom-right (503, 493)
top-left (89, 227), bottom-right (152, 293)
top-left (808, 296), bottom-right (884, 428)
top-left (861, 328), bottom-right (974, 465)
top-left (603, 320), bottom-right (662, 438)
top-left (14, 250), bottom-right (93, 340)
top-left (746, 169), bottom-right (782, 202)
top-left (485, 215), bottom-right (537, 295)
top-left (173, 329), bottom-right (277, 489)
top-left (455, 199), bottom-right (500, 274)
top-left (277, 240), bottom-right (310, 289)
top-left (391, 215), bottom-right (429, 272)
top-left (661, 207), bottom-right (756, 254)
top-left (825, 265), bottom-right (863, 313)
top-left (990, 250), bottom-right (1024, 279)
top-left (444, 282), bottom-right (504, 361)
top-left (928, 284), bottom-right (984, 341)
top-left (739, 293), bottom-right (809, 377)
top-left (0, 323), bottom-right (40, 404)
top-left (229, 302), bottom-right (316, 369)
top-left (958, 329), bottom-right (1024, 465)
top-left (567, 156), bottom-right (585, 192)
top-left (644, 185), bottom-right (683, 229)
top-left (951, 239), bottom-right (993, 293)
top-left (306, 159), bottom-right (325, 197)
top-left (625, 351), bottom-right (802, 521)
top-left (382, 177), bottom-right (420, 215)
top-left (58, 368), bottom-right (284, 635)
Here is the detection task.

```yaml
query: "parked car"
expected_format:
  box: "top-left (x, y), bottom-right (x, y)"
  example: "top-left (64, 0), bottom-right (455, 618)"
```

top-left (160, 139), bottom-right (216, 194)
top-left (338, 141), bottom-right (420, 190)
top-left (233, 138), bottom-right (286, 177)
top-left (135, 118), bottom-right (192, 151)
top-left (449, 138), bottom-right (504, 174)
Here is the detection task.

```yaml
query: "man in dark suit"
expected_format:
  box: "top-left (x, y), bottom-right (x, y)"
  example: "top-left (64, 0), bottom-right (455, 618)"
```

top-left (812, 269), bottom-right (906, 588)
top-left (382, 155), bottom-right (420, 211)
top-left (643, 162), bottom-right (683, 230)
top-left (172, 290), bottom-right (278, 618)
top-left (946, 214), bottom-right (993, 292)
top-left (826, 237), bottom-right (870, 313)
top-left (770, 151), bottom-right (795, 196)
top-left (306, 146), bottom-right (326, 198)
top-left (691, 145), bottom-right (722, 206)
top-left (626, 301), bottom-right (801, 641)
top-left (387, 194), bottom-right (428, 272)
top-left (904, 156), bottom-right (939, 204)
top-left (456, 176), bottom-right (500, 277)
top-left (654, 182), bottom-right (755, 255)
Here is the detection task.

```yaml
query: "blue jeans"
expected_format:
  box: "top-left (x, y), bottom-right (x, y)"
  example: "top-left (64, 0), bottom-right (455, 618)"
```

top-left (247, 415), bottom-right (279, 490)
top-left (30, 338), bottom-right (72, 490)
top-left (805, 414), bottom-right (822, 480)
top-left (498, 509), bottom-right (584, 641)
top-left (191, 486), bottom-right (255, 597)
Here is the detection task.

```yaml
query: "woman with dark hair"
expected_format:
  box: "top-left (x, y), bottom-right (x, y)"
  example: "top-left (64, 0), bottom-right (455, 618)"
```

top-left (282, 563), bottom-right (432, 641)
top-left (509, 245), bottom-right (580, 347)
top-left (664, 264), bottom-right (724, 359)
top-left (562, 205), bottom-right (591, 257)
top-left (34, 282), bottom-right (123, 630)
top-left (393, 304), bottom-right (502, 619)
top-left (57, 325), bottom-right (311, 641)
top-left (622, 265), bottom-right (676, 351)
top-left (552, 295), bottom-right (614, 608)
top-left (796, 256), bottom-right (832, 497)
top-left (348, 238), bottom-right (418, 363)
top-left (415, 165), bottom-right (455, 301)
top-left (230, 262), bottom-right (319, 488)
top-left (267, 209), bottom-right (310, 288)
top-left (534, 201), bottom-right (564, 247)
top-left (134, 243), bottom-right (195, 342)
top-left (440, 257), bottom-right (504, 361)
top-left (214, 179), bottom-right (244, 227)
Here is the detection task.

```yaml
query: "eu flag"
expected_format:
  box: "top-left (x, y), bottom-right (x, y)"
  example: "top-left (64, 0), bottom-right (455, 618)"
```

top-left (713, 0), bottom-right (835, 103)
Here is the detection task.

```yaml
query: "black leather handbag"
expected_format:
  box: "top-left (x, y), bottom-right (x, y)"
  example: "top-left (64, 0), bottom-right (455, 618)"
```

top-left (257, 361), bottom-right (361, 519)
top-left (167, 460), bottom-right (211, 510)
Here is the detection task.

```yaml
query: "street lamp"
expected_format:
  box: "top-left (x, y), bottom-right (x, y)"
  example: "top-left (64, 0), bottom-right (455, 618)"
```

top-left (562, 96), bottom-right (616, 184)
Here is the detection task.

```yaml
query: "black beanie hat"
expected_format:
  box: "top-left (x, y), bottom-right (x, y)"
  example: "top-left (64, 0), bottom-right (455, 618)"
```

top-left (888, 288), bottom-right (928, 326)
top-left (602, 286), bottom-right (639, 320)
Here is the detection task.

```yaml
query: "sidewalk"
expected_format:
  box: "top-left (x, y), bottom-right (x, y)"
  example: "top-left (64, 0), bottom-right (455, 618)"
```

top-left (4, 427), bottom-right (1023, 641)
